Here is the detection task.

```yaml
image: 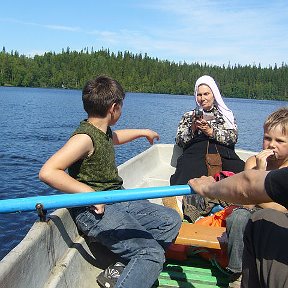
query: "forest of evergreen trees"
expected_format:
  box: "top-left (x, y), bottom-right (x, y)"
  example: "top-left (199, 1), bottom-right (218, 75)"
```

top-left (0, 47), bottom-right (287, 100)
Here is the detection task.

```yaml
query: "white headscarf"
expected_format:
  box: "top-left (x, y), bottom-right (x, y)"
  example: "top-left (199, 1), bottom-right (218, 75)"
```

top-left (194, 75), bottom-right (236, 129)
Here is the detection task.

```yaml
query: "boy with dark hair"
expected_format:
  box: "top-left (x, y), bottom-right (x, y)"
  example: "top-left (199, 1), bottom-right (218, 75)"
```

top-left (39, 75), bottom-right (182, 288)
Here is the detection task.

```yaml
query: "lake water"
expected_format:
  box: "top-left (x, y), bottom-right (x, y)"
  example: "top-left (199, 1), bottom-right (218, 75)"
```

top-left (0, 86), bottom-right (286, 260)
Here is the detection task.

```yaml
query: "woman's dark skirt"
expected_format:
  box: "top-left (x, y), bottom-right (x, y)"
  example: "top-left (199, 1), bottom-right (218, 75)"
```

top-left (170, 140), bottom-right (245, 185)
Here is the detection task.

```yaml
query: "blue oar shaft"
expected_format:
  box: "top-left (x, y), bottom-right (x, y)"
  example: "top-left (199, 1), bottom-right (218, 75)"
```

top-left (0, 185), bottom-right (193, 214)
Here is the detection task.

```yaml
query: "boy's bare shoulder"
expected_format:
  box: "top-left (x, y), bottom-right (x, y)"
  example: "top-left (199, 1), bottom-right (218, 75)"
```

top-left (244, 155), bottom-right (257, 170)
top-left (65, 133), bottom-right (94, 156)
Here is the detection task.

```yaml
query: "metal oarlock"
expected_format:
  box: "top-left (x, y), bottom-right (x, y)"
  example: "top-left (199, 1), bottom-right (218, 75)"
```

top-left (35, 203), bottom-right (47, 222)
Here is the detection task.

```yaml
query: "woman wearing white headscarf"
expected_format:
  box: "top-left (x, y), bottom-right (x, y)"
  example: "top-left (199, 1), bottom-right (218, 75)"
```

top-left (167, 75), bottom-right (244, 220)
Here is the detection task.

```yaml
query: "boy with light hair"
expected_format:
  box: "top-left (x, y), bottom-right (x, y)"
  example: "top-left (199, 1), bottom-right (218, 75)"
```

top-left (225, 106), bottom-right (288, 287)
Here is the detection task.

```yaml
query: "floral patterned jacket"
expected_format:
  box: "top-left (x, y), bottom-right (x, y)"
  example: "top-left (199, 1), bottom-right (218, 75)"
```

top-left (175, 106), bottom-right (238, 149)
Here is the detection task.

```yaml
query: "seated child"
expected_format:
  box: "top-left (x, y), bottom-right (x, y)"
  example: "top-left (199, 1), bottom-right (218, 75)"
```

top-left (225, 107), bottom-right (288, 286)
top-left (39, 75), bottom-right (182, 288)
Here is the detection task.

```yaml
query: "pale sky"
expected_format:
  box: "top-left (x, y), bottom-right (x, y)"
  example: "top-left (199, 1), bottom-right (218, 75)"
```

top-left (1, 0), bottom-right (287, 67)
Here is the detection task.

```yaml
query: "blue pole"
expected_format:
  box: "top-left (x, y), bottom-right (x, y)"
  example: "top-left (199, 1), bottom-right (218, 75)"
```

top-left (0, 185), bottom-right (193, 214)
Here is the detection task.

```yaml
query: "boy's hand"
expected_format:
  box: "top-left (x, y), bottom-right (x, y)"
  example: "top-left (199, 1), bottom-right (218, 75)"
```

top-left (90, 204), bottom-right (105, 214)
top-left (255, 149), bottom-right (275, 170)
top-left (145, 130), bottom-right (160, 145)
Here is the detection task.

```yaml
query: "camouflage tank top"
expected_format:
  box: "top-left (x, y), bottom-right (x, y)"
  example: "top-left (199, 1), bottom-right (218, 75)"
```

top-left (68, 120), bottom-right (123, 191)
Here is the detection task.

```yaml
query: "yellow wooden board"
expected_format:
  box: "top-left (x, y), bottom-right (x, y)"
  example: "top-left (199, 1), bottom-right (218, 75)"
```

top-left (174, 223), bottom-right (227, 250)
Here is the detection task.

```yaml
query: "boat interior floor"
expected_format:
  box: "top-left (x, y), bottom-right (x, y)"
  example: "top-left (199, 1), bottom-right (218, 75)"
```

top-left (155, 255), bottom-right (230, 288)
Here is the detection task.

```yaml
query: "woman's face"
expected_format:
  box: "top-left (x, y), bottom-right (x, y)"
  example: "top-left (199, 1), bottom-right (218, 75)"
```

top-left (196, 84), bottom-right (215, 111)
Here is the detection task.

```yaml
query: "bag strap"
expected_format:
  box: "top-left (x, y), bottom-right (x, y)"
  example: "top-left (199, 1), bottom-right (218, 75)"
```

top-left (207, 141), bottom-right (219, 154)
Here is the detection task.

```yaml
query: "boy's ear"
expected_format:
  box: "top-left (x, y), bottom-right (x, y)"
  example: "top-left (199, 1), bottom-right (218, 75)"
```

top-left (109, 103), bottom-right (117, 114)
top-left (110, 102), bottom-right (121, 113)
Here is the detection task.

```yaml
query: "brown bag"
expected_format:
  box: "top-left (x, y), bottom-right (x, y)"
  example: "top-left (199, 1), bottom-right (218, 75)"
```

top-left (183, 145), bottom-right (226, 223)
top-left (205, 142), bottom-right (222, 177)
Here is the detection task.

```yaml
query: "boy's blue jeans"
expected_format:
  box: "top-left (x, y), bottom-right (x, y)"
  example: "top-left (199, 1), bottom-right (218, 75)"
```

top-left (226, 208), bottom-right (252, 273)
top-left (72, 200), bottom-right (182, 288)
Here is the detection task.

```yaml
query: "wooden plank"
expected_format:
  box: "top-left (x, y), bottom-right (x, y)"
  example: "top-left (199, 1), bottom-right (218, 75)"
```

top-left (174, 223), bottom-right (227, 250)
top-left (156, 256), bottom-right (230, 287)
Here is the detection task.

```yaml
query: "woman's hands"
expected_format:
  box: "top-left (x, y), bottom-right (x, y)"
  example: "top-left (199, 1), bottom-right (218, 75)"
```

top-left (194, 119), bottom-right (213, 137)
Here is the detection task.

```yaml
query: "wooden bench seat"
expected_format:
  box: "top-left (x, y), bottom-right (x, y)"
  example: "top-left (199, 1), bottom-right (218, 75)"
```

top-left (174, 222), bottom-right (227, 250)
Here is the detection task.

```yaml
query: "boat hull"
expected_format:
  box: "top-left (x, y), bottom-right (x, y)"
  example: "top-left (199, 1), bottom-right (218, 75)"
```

top-left (0, 144), bottom-right (255, 287)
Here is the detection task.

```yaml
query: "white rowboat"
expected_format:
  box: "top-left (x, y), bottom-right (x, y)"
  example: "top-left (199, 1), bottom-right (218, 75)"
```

top-left (0, 144), bottom-right (255, 288)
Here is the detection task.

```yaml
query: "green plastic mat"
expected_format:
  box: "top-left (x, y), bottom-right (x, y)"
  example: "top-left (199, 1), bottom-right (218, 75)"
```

top-left (154, 256), bottom-right (230, 288)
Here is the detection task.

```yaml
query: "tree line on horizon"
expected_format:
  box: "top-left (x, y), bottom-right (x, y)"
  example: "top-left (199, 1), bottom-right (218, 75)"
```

top-left (0, 47), bottom-right (287, 101)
